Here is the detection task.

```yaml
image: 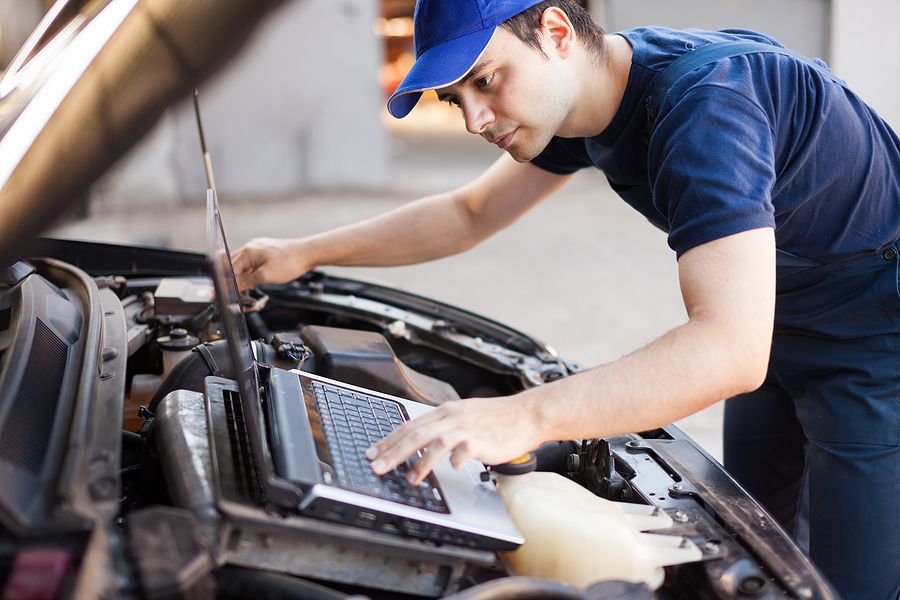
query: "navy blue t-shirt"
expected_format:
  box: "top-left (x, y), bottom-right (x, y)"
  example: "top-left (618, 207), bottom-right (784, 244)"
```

top-left (531, 27), bottom-right (900, 259)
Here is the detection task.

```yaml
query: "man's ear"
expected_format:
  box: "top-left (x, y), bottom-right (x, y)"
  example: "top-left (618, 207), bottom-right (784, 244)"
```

top-left (540, 6), bottom-right (576, 58)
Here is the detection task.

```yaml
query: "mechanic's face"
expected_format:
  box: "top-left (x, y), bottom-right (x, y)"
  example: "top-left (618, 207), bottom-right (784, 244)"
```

top-left (435, 26), bottom-right (578, 162)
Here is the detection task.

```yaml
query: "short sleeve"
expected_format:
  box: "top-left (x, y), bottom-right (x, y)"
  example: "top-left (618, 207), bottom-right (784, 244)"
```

top-left (649, 85), bottom-right (777, 256)
top-left (530, 136), bottom-right (592, 175)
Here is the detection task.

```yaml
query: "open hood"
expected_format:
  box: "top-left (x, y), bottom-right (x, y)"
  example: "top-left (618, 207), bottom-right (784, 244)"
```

top-left (0, 0), bottom-right (288, 269)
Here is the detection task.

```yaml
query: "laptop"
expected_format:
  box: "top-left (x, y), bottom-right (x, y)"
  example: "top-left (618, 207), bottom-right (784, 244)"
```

top-left (202, 189), bottom-right (523, 551)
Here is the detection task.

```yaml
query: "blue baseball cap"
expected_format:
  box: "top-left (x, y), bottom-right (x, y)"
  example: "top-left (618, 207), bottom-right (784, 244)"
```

top-left (387, 0), bottom-right (545, 119)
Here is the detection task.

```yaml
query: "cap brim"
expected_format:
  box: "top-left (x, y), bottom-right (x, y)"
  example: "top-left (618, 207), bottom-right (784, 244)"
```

top-left (387, 27), bottom-right (496, 119)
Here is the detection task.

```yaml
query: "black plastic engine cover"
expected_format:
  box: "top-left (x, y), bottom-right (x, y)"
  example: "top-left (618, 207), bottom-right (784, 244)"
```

top-left (299, 325), bottom-right (459, 406)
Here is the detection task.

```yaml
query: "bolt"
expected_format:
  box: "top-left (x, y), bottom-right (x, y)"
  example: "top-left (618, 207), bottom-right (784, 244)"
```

top-left (670, 483), bottom-right (684, 493)
top-left (702, 541), bottom-right (720, 555)
top-left (626, 440), bottom-right (641, 448)
top-left (796, 586), bottom-right (813, 599)
top-left (673, 511), bottom-right (689, 523)
top-left (738, 576), bottom-right (767, 596)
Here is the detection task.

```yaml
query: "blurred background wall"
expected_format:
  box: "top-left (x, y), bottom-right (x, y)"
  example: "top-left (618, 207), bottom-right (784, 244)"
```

top-left (1, 0), bottom-right (897, 206)
top-left (88, 0), bottom-right (389, 210)
top-left (593, 0), bottom-right (830, 57)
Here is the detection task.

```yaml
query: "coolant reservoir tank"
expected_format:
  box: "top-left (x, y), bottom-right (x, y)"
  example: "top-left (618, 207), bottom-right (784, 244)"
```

top-left (496, 471), bottom-right (696, 589)
top-left (158, 328), bottom-right (200, 375)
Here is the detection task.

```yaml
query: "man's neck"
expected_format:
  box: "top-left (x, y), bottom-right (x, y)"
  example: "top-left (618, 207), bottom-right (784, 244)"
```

top-left (560, 34), bottom-right (633, 138)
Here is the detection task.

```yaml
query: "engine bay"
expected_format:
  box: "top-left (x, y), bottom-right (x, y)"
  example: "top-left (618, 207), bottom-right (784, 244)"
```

top-left (0, 240), bottom-right (832, 599)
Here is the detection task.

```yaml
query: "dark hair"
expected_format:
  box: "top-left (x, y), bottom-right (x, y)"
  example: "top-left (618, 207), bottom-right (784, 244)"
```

top-left (500, 0), bottom-right (606, 63)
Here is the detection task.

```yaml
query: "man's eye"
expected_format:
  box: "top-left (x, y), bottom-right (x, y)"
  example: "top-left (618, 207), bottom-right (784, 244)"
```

top-left (475, 73), bottom-right (494, 88)
top-left (442, 97), bottom-right (461, 108)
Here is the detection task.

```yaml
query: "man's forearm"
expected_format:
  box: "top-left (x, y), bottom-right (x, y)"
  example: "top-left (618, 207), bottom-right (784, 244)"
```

top-left (524, 229), bottom-right (776, 444)
top-left (525, 318), bottom-right (768, 444)
top-left (298, 156), bottom-right (569, 270)
top-left (301, 192), bottom-right (481, 269)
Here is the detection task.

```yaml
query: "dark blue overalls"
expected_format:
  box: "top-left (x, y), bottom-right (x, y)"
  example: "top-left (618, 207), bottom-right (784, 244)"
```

top-left (725, 244), bottom-right (900, 600)
top-left (648, 44), bottom-right (900, 599)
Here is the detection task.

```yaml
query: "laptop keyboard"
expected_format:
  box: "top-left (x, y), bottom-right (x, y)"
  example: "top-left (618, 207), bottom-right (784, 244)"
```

top-left (311, 381), bottom-right (448, 513)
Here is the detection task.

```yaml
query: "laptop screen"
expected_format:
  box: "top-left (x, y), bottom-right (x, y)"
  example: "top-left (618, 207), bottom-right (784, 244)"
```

top-left (205, 189), bottom-right (304, 507)
top-left (205, 189), bottom-right (260, 402)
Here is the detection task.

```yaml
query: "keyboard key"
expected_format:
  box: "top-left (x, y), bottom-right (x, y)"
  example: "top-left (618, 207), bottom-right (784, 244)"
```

top-left (342, 395), bottom-right (370, 409)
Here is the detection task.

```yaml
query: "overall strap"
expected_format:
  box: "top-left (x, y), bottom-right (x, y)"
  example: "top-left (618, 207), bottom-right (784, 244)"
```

top-left (645, 40), bottom-right (842, 128)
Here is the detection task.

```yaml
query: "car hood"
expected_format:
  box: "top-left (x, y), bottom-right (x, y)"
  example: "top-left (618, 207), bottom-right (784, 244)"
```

top-left (0, 0), bottom-right (288, 270)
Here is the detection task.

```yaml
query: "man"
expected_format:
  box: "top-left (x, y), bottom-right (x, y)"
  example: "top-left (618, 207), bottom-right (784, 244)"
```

top-left (232, 1), bottom-right (900, 596)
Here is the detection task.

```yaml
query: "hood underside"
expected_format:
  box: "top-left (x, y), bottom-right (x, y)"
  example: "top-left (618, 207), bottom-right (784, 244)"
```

top-left (0, 0), bottom-right (288, 269)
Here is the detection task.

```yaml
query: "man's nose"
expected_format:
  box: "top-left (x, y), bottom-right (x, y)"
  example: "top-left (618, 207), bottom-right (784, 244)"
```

top-left (463, 101), bottom-right (493, 135)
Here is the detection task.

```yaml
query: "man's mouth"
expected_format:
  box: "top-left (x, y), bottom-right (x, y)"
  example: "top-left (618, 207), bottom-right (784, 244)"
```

top-left (491, 129), bottom-right (517, 150)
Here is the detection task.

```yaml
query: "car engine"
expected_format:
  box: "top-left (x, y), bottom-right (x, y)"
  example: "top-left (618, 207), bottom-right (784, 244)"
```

top-left (0, 239), bottom-right (834, 599)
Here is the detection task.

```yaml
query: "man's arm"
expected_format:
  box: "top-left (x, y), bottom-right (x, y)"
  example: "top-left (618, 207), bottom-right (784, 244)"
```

top-left (232, 155), bottom-right (570, 290)
top-left (367, 227), bottom-right (776, 483)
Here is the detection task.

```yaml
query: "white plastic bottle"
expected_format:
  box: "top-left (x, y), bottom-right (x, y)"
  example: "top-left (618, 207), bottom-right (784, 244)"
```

top-left (495, 471), bottom-right (701, 589)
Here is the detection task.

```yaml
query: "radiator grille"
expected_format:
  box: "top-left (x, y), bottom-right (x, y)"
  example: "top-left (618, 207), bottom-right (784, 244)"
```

top-left (0, 319), bottom-right (68, 473)
top-left (222, 389), bottom-right (262, 502)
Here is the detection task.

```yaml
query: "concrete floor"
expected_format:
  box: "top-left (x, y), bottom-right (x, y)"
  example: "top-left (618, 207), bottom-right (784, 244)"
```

top-left (50, 113), bottom-right (725, 461)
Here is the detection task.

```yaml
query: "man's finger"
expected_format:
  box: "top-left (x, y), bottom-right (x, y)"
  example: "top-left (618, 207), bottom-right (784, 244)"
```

top-left (449, 442), bottom-right (474, 470)
top-left (366, 408), bottom-right (447, 460)
top-left (369, 418), bottom-right (452, 475)
top-left (408, 432), bottom-right (464, 484)
top-left (231, 248), bottom-right (249, 272)
top-left (231, 249), bottom-right (257, 291)
top-left (234, 269), bottom-right (261, 292)
top-left (369, 426), bottom-right (432, 475)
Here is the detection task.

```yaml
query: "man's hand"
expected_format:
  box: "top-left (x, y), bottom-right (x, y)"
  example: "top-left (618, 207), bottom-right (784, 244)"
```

top-left (366, 396), bottom-right (543, 485)
top-left (232, 237), bottom-right (310, 291)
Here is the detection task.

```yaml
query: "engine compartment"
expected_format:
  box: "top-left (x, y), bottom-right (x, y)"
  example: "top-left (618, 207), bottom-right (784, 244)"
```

top-left (0, 240), bottom-right (834, 599)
